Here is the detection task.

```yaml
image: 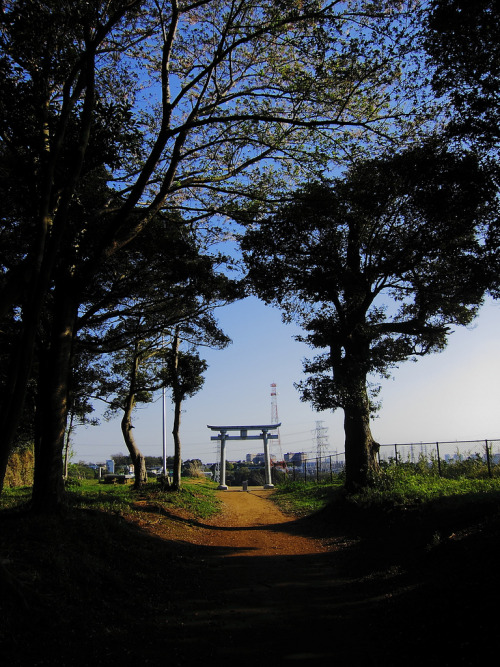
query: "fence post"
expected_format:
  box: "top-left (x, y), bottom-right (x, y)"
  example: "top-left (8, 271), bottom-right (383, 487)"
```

top-left (394, 444), bottom-right (398, 464)
top-left (330, 455), bottom-right (333, 482)
top-left (304, 459), bottom-right (307, 482)
top-left (485, 440), bottom-right (492, 478)
top-left (436, 442), bottom-right (442, 477)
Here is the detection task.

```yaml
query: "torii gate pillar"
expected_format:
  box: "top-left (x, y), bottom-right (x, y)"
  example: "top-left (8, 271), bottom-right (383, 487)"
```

top-left (218, 430), bottom-right (228, 490)
top-left (208, 424), bottom-right (281, 490)
top-left (262, 429), bottom-right (274, 489)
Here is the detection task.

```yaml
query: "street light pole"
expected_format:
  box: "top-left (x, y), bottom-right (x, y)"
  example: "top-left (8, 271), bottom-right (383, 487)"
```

top-left (162, 333), bottom-right (167, 477)
top-left (162, 384), bottom-right (167, 476)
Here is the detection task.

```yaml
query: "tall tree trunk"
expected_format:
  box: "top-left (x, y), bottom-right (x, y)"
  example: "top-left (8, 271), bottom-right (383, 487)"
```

top-left (63, 411), bottom-right (75, 480)
top-left (343, 378), bottom-right (380, 491)
top-left (121, 407), bottom-right (147, 489)
top-left (172, 396), bottom-right (182, 491)
top-left (121, 340), bottom-right (147, 489)
top-left (335, 333), bottom-right (380, 492)
top-left (31, 279), bottom-right (78, 512)
top-left (1, 51), bottom-right (97, 497)
top-left (171, 329), bottom-right (182, 491)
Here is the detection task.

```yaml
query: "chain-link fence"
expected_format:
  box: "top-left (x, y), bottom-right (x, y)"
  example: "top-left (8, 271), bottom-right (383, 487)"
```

top-left (284, 452), bottom-right (345, 483)
top-left (283, 439), bottom-right (500, 482)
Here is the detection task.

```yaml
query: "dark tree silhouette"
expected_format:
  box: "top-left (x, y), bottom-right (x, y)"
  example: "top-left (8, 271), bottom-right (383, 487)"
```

top-left (242, 142), bottom-right (499, 489)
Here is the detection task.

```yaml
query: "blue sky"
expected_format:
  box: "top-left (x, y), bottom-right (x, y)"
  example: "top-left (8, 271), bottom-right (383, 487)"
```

top-left (72, 294), bottom-right (500, 465)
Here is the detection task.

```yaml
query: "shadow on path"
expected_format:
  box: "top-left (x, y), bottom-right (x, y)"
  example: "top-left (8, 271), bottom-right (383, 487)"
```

top-left (2, 493), bottom-right (499, 667)
top-left (134, 492), bottom-right (499, 667)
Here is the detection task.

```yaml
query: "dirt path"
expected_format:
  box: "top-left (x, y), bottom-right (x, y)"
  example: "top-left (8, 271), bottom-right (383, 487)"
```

top-left (2, 486), bottom-right (495, 666)
top-left (119, 486), bottom-right (497, 667)
top-left (157, 487), bottom-right (329, 556)
top-left (138, 488), bottom-right (397, 666)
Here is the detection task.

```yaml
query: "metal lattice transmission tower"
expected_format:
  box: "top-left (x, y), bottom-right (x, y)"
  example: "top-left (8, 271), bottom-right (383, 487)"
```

top-left (270, 383), bottom-right (283, 461)
top-left (314, 420), bottom-right (329, 464)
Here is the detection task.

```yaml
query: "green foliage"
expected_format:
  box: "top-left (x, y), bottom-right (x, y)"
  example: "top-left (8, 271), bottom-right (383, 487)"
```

top-left (66, 462), bottom-right (96, 481)
top-left (0, 0), bottom-right (431, 503)
top-left (40, 478), bottom-right (219, 516)
top-left (273, 479), bottom-right (343, 515)
top-left (348, 464), bottom-right (500, 509)
top-left (242, 140), bottom-right (499, 491)
top-left (425, 0), bottom-right (500, 147)
top-left (4, 446), bottom-right (34, 488)
top-left (152, 482), bottom-right (222, 519)
top-left (182, 459), bottom-right (205, 478)
top-left (272, 468), bottom-right (500, 517)
top-left (441, 452), bottom-right (497, 480)
top-left (164, 342), bottom-right (209, 405)
top-left (243, 142), bottom-right (498, 414)
top-left (110, 453), bottom-right (132, 467)
top-left (381, 448), bottom-right (500, 481)
top-left (0, 484), bottom-right (31, 510)
top-left (424, 1), bottom-right (500, 302)
top-left (0, 477), bottom-right (221, 518)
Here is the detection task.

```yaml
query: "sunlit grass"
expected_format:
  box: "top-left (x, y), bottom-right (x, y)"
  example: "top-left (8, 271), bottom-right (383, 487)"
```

top-left (0, 485), bottom-right (31, 510)
top-left (0, 477), bottom-right (222, 519)
top-left (351, 465), bottom-right (500, 508)
top-left (272, 479), bottom-right (344, 515)
top-left (272, 467), bottom-right (500, 517)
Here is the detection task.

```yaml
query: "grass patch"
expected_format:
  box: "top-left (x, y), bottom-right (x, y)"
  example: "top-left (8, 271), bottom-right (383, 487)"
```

top-left (273, 467), bottom-right (500, 524)
top-left (137, 479), bottom-right (222, 519)
top-left (272, 478), bottom-right (344, 516)
top-left (0, 486), bottom-right (31, 511)
top-left (0, 477), bottom-right (222, 519)
top-left (348, 465), bottom-right (500, 509)
top-left (0, 494), bottom-right (201, 664)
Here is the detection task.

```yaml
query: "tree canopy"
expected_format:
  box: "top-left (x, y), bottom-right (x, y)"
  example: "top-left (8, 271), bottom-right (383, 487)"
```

top-left (0, 0), bottom-right (448, 504)
top-left (425, 0), bottom-right (500, 147)
top-left (241, 141), bottom-right (500, 488)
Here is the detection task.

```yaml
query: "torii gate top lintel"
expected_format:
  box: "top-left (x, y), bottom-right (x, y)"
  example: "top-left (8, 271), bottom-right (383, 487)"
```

top-left (207, 424), bottom-right (281, 432)
top-left (208, 424), bottom-right (281, 441)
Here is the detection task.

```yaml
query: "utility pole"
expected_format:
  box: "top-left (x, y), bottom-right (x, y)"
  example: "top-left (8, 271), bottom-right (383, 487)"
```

top-left (270, 383), bottom-right (283, 462)
top-left (162, 332), bottom-right (168, 477)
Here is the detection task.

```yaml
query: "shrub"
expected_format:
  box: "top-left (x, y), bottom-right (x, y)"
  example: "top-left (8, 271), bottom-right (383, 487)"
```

top-left (183, 461), bottom-right (205, 478)
top-left (4, 447), bottom-right (34, 487)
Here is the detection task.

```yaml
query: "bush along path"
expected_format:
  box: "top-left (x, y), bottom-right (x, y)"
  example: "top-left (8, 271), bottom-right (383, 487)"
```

top-left (1, 485), bottom-right (500, 666)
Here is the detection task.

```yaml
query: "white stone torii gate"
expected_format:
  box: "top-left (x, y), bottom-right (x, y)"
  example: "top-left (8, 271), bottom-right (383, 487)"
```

top-left (207, 424), bottom-right (281, 490)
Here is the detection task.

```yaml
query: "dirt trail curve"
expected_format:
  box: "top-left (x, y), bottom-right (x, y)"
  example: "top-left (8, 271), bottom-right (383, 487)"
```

top-left (1, 486), bottom-right (495, 666)
top-left (158, 487), bottom-right (345, 665)
top-left (133, 487), bottom-right (495, 667)
top-left (142, 487), bottom-right (421, 666)
top-left (169, 487), bottom-right (329, 556)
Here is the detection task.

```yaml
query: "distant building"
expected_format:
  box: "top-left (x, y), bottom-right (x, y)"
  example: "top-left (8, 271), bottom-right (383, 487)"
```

top-left (284, 452), bottom-right (306, 465)
top-left (293, 453), bottom-right (307, 465)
